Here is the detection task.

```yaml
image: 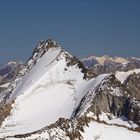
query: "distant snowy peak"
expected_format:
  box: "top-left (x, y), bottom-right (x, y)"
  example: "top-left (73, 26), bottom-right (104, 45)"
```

top-left (82, 55), bottom-right (129, 67)
top-left (82, 55), bottom-right (140, 75)
top-left (115, 69), bottom-right (140, 83)
top-left (0, 61), bottom-right (22, 86)
top-left (7, 61), bottom-right (22, 66)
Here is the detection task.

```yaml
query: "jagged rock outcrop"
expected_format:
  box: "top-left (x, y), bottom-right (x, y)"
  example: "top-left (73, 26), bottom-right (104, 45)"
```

top-left (122, 98), bottom-right (140, 125)
top-left (123, 73), bottom-right (140, 100)
top-left (74, 74), bottom-right (140, 126)
top-left (75, 74), bottom-right (127, 117)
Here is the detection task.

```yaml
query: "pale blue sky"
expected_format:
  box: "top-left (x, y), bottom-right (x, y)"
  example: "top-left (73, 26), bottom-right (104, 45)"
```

top-left (0, 0), bottom-right (140, 63)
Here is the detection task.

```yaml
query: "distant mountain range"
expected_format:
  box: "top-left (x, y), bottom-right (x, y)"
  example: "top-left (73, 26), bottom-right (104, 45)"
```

top-left (0, 62), bottom-right (23, 92)
top-left (82, 55), bottom-right (140, 75)
top-left (0, 40), bottom-right (140, 140)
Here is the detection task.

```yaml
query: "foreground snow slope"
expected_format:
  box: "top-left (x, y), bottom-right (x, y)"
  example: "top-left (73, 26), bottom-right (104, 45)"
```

top-left (5, 121), bottom-right (140, 140)
top-left (82, 122), bottom-right (140, 140)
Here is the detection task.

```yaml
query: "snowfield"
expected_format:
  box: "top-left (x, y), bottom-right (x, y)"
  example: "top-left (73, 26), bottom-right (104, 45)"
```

top-left (82, 122), bottom-right (140, 140)
top-left (5, 121), bottom-right (140, 140)
top-left (0, 83), bottom-right (76, 136)
top-left (115, 69), bottom-right (140, 83)
top-left (0, 45), bottom-right (108, 138)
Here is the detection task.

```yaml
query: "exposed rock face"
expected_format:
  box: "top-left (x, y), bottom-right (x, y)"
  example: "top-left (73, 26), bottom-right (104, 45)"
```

top-left (75, 74), bottom-right (127, 117)
top-left (66, 55), bottom-right (95, 79)
top-left (122, 98), bottom-right (140, 125)
top-left (123, 73), bottom-right (140, 100)
top-left (0, 102), bottom-right (13, 126)
top-left (74, 74), bottom-right (140, 126)
top-left (121, 73), bottom-right (140, 125)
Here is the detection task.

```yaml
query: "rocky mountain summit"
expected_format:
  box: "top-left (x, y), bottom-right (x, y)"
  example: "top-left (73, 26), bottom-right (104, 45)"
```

top-left (0, 40), bottom-right (140, 140)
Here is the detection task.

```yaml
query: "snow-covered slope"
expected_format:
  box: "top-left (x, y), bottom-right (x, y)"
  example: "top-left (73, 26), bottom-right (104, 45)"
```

top-left (81, 121), bottom-right (140, 140)
top-left (0, 40), bottom-right (140, 139)
top-left (115, 69), bottom-right (140, 83)
top-left (5, 117), bottom-right (140, 140)
top-left (0, 40), bottom-right (107, 138)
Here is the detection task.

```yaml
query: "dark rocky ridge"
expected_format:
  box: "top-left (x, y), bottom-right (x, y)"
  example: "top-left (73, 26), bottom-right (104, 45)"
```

top-left (74, 74), bottom-right (140, 126)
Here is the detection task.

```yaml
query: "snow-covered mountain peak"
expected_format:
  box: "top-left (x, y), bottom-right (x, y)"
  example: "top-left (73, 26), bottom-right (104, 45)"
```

top-left (0, 39), bottom-right (95, 137)
top-left (82, 55), bottom-right (129, 68)
top-left (0, 40), bottom-right (140, 139)
top-left (27, 39), bottom-right (61, 66)
top-left (0, 39), bottom-right (87, 104)
top-left (26, 39), bottom-right (86, 76)
top-left (36, 39), bottom-right (60, 51)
